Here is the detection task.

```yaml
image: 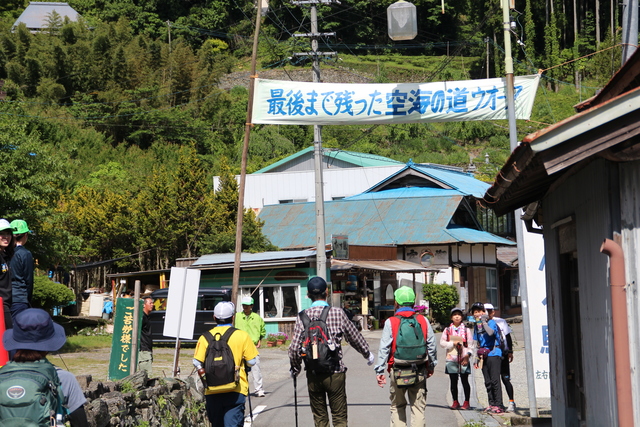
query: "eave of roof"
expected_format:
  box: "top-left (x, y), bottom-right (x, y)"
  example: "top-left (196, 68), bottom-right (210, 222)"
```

top-left (191, 249), bottom-right (320, 269)
top-left (253, 147), bottom-right (402, 173)
top-left (483, 85), bottom-right (640, 216)
top-left (330, 259), bottom-right (432, 272)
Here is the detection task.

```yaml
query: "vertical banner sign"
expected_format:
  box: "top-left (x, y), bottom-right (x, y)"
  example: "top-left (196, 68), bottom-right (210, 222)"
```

top-left (163, 267), bottom-right (201, 340)
top-left (108, 297), bottom-right (142, 380)
top-left (522, 228), bottom-right (551, 399)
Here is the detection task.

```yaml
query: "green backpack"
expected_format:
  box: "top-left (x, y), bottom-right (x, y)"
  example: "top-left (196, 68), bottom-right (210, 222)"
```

top-left (0, 360), bottom-right (66, 427)
top-left (392, 315), bottom-right (428, 366)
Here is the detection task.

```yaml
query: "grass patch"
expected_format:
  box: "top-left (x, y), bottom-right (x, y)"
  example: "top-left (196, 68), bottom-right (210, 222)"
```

top-left (60, 335), bottom-right (113, 352)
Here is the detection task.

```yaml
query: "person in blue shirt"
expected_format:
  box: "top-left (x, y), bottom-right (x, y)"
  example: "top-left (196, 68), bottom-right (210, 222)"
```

top-left (471, 301), bottom-right (504, 414)
top-left (9, 220), bottom-right (34, 318)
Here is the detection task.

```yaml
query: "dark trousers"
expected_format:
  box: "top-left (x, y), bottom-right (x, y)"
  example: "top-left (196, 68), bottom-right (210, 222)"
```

top-left (500, 355), bottom-right (514, 400)
top-left (448, 373), bottom-right (470, 402)
top-left (482, 356), bottom-right (503, 408)
top-left (306, 371), bottom-right (347, 427)
top-left (205, 392), bottom-right (246, 427)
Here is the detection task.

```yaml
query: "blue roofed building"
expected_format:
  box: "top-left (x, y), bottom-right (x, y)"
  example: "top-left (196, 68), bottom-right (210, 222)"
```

top-left (258, 160), bottom-right (515, 322)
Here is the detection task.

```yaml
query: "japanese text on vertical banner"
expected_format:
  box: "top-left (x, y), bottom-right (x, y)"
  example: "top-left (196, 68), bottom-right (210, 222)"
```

top-left (108, 297), bottom-right (142, 380)
top-left (252, 74), bottom-right (540, 125)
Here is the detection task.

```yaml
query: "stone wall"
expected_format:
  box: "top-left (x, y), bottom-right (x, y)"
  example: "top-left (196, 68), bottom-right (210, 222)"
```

top-left (77, 371), bottom-right (209, 427)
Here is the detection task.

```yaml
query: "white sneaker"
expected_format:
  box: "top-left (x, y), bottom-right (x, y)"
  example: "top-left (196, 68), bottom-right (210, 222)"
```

top-left (506, 401), bottom-right (516, 412)
top-left (256, 390), bottom-right (265, 397)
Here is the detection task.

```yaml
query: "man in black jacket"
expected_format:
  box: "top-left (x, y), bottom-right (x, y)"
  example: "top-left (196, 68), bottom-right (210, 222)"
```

top-left (138, 296), bottom-right (154, 375)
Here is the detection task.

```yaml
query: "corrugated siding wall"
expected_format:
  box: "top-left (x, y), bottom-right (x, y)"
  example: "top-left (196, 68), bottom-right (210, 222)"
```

top-left (619, 161), bottom-right (640, 427)
top-left (543, 159), bottom-right (618, 426)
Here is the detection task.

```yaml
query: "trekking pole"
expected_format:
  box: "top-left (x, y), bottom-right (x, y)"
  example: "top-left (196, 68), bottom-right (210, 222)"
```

top-left (293, 374), bottom-right (299, 427)
top-left (245, 363), bottom-right (254, 425)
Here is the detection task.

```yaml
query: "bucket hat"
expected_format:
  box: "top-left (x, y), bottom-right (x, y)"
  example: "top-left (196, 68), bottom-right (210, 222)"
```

top-left (214, 301), bottom-right (235, 319)
top-left (10, 219), bottom-right (32, 235)
top-left (3, 308), bottom-right (66, 352)
top-left (394, 286), bottom-right (415, 306)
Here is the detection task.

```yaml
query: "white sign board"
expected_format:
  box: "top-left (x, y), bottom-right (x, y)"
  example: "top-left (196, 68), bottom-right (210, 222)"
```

top-left (163, 267), bottom-right (201, 340)
top-left (252, 74), bottom-right (540, 125)
top-left (522, 228), bottom-right (551, 398)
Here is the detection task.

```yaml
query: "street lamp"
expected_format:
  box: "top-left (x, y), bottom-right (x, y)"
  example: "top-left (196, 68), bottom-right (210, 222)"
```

top-left (387, 0), bottom-right (417, 41)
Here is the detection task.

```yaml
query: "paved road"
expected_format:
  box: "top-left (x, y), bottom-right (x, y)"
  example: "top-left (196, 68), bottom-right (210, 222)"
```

top-left (242, 330), bottom-right (476, 427)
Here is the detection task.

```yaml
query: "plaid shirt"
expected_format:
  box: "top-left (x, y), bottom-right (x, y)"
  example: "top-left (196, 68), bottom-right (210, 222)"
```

top-left (288, 304), bottom-right (370, 374)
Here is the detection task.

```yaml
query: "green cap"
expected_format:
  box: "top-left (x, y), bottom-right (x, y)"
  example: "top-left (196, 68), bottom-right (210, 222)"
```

top-left (241, 296), bottom-right (254, 305)
top-left (394, 286), bottom-right (416, 306)
top-left (10, 220), bottom-right (31, 235)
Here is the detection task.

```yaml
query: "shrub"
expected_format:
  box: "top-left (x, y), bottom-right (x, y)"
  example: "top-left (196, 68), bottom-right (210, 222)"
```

top-left (423, 283), bottom-right (459, 326)
top-left (32, 275), bottom-right (75, 312)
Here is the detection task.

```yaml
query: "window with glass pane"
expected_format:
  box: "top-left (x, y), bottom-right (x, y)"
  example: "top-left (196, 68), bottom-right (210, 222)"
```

top-left (485, 268), bottom-right (498, 307)
top-left (242, 286), bottom-right (299, 319)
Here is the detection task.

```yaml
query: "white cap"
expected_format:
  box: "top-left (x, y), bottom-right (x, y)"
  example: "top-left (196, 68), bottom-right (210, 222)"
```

top-left (0, 219), bottom-right (12, 232)
top-left (484, 303), bottom-right (495, 310)
top-left (214, 301), bottom-right (235, 319)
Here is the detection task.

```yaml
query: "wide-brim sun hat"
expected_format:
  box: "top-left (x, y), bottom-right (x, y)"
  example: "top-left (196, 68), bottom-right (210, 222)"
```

top-left (394, 286), bottom-right (416, 306)
top-left (3, 308), bottom-right (66, 352)
top-left (214, 301), bottom-right (235, 319)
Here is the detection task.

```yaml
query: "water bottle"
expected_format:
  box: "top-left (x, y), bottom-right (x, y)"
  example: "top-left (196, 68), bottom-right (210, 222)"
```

top-left (193, 359), bottom-right (206, 384)
top-left (55, 414), bottom-right (65, 427)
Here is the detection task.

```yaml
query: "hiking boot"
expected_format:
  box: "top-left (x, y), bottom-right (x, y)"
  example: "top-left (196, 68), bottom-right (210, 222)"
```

top-left (506, 401), bottom-right (516, 412)
top-left (461, 401), bottom-right (470, 410)
top-left (450, 401), bottom-right (460, 410)
top-left (491, 406), bottom-right (504, 414)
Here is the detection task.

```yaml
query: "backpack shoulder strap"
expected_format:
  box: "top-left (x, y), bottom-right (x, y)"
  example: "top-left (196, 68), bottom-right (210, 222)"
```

top-left (203, 330), bottom-right (215, 344)
top-left (415, 314), bottom-right (428, 339)
top-left (299, 310), bottom-right (311, 328)
top-left (319, 306), bottom-right (331, 322)
top-left (221, 327), bottom-right (236, 342)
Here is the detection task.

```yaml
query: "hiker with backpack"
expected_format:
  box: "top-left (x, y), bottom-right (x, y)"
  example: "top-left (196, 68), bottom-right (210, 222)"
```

top-left (288, 276), bottom-right (374, 427)
top-left (374, 286), bottom-right (437, 427)
top-left (193, 301), bottom-right (258, 427)
top-left (0, 308), bottom-right (88, 426)
top-left (439, 307), bottom-right (474, 410)
top-left (484, 303), bottom-right (516, 412)
top-left (470, 301), bottom-right (505, 414)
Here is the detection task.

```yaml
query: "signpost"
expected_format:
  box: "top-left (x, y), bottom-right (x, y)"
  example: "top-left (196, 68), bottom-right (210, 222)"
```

top-left (108, 297), bottom-right (142, 380)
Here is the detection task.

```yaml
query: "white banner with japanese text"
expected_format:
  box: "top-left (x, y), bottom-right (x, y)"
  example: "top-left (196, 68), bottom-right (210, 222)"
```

top-left (252, 74), bottom-right (540, 125)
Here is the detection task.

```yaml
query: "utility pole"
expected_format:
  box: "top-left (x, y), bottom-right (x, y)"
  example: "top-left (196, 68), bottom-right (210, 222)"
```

top-left (621, 0), bottom-right (638, 64)
top-left (231, 2), bottom-right (265, 307)
top-left (502, 0), bottom-right (538, 417)
top-left (292, 0), bottom-right (338, 280)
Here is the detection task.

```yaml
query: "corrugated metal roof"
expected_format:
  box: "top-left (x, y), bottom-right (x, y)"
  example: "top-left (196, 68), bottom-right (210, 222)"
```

top-left (364, 161), bottom-right (490, 198)
top-left (254, 147), bottom-right (403, 173)
top-left (13, 2), bottom-right (81, 30)
top-left (445, 225), bottom-right (514, 245)
top-left (331, 259), bottom-right (431, 272)
top-left (259, 195), bottom-right (512, 248)
top-left (192, 249), bottom-right (318, 269)
top-left (346, 187), bottom-right (463, 200)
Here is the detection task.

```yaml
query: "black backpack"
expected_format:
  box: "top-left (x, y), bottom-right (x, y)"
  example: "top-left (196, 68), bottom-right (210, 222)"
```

top-left (0, 360), bottom-right (66, 427)
top-left (299, 307), bottom-right (339, 374)
top-left (203, 327), bottom-right (239, 388)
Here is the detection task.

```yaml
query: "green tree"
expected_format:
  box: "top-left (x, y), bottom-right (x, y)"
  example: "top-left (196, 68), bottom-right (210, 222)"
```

top-left (423, 283), bottom-right (459, 327)
top-left (32, 275), bottom-right (75, 313)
